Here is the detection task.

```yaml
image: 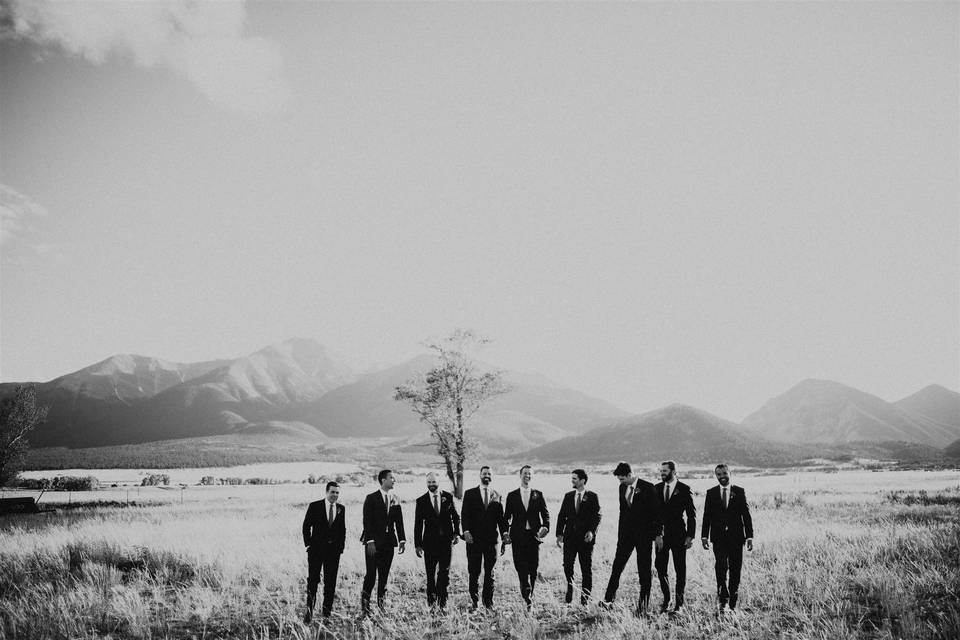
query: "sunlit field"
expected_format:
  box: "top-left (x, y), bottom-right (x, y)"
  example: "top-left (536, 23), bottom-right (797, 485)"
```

top-left (1, 469), bottom-right (958, 639)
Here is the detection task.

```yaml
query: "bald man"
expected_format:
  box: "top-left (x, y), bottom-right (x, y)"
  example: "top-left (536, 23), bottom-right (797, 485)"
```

top-left (414, 473), bottom-right (461, 609)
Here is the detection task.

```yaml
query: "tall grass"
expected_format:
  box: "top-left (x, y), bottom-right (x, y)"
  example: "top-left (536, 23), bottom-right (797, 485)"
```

top-left (0, 479), bottom-right (957, 639)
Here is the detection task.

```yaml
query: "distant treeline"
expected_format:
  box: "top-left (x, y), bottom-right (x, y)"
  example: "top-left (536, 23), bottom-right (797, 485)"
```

top-left (15, 476), bottom-right (101, 491)
top-left (23, 444), bottom-right (320, 470)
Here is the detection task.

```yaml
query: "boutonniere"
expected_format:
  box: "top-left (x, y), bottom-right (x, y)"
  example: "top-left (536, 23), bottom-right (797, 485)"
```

top-left (581, 495), bottom-right (589, 502)
top-left (489, 490), bottom-right (501, 503)
top-left (387, 494), bottom-right (400, 508)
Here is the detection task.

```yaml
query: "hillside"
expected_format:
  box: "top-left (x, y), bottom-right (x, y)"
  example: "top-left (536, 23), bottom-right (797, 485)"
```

top-left (524, 404), bottom-right (810, 467)
top-left (287, 355), bottom-right (627, 449)
top-left (894, 385), bottom-right (960, 430)
top-left (740, 379), bottom-right (958, 447)
top-left (0, 339), bottom-right (351, 447)
top-left (1, 344), bottom-right (625, 454)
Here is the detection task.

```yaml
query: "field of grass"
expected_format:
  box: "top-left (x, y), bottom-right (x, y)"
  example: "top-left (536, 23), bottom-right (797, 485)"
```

top-left (1, 469), bottom-right (958, 639)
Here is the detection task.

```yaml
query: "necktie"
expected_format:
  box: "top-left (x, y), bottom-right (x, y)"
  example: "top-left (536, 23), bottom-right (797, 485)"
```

top-left (665, 484), bottom-right (670, 502)
top-left (575, 492), bottom-right (581, 513)
top-left (433, 493), bottom-right (439, 514)
top-left (722, 487), bottom-right (728, 509)
top-left (483, 488), bottom-right (488, 508)
top-left (627, 486), bottom-right (634, 505)
top-left (328, 502), bottom-right (334, 524)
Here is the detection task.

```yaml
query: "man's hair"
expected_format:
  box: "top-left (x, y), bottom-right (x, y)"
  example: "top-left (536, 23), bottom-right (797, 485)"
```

top-left (572, 469), bottom-right (588, 482)
top-left (325, 481), bottom-right (339, 492)
top-left (661, 460), bottom-right (676, 472)
top-left (519, 464), bottom-right (532, 474)
top-left (480, 465), bottom-right (491, 473)
top-left (715, 463), bottom-right (728, 472)
top-left (377, 469), bottom-right (392, 484)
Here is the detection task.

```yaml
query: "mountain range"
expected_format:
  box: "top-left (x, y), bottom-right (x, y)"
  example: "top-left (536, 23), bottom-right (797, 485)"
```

top-left (1, 339), bottom-right (957, 464)
top-left (0, 339), bottom-right (626, 453)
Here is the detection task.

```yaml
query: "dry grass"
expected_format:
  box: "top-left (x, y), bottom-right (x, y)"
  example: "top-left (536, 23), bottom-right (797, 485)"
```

top-left (1, 471), bottom-right (958, 639)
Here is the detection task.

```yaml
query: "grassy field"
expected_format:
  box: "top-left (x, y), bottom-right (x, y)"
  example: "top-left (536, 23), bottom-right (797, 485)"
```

top-left (1, 469), bottom-right (958, 639)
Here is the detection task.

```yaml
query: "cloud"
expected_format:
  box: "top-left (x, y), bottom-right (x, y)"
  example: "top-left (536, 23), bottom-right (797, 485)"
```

top-left (1, 0), bottom-right (288, 115)
top-left (0, 184), bottom-right (48, 247)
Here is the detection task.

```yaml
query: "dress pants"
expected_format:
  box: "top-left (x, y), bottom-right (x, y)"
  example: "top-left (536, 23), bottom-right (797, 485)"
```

top-left (712, 538), bottom-right (744, 604)
top-left (655, 538), bottom-right (687, 605)
top-left (603, 536), bottom-right (653, 610)
top-left (361, 544), bottom-right (395, 611)
top-left (562, 539), bottom-right (593, 603)
top-left (466, 542), bottom-right (498, 607)
top-left (511, 530), bottom-right (540, 604)
top-left (423, 543), bottom-right (452, 607)
top-left (306, 545), bottom-right (340, 616)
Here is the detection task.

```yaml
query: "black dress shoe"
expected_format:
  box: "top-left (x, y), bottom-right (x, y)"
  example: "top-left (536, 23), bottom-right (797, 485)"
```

top-left (660, 600), bottom-right (670, 613)
top-left (565, 587), bottom-right (573, 604)
top-left (303, 611), bottom-right (312, 624)
top-left (729, 594), bottom-right (738, 610)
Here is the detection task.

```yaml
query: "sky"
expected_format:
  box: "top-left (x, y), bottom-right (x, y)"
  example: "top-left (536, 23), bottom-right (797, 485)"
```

top-left (0, 0), bottom-right (957, 422)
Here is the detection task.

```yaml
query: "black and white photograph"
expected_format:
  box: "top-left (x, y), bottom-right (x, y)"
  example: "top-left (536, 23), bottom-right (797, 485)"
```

top-left (1, 1), bottom-right (958, 638)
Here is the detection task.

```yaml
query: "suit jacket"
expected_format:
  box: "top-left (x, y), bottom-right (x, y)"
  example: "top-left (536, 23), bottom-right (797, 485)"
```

top-left (701, 484), bottom-right (753, 544)
top-left (414, 490), bottom-right (461, 549)
top-left (617, 478), bottom-right (663, 541)
top-left (504, 487), bottom-right (551, 541)
top-left (460, 485), bottom-right (506, 547)
top-left (555, 490), bottom-right (601, 545)
top-left (360, 490), bottom-right (406, 548)
top-left (653, 480), bottom-right (697, 542)
top-left (302, 499), bottom-right (346, 554)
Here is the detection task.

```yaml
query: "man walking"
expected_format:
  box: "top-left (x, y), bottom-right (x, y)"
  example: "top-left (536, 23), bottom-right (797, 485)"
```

top-left (414, 472), bottom-right (460, 609)
top-left (503, 465), bottom-right (550, 609)
top-left (302, 481), bottom-right (346, 622)
top-left (653, 460), bottom-right (696, 613)
top-left (460, 466), bottom-right (507, 610)
top-left (360, 469), bottom-right (406, 615)
top-left (555, 468), bottom-right (601, 605)
top-left (701, 463), bottom-right (753, 611)
top-left (603, 462), bottom-right (663, 615)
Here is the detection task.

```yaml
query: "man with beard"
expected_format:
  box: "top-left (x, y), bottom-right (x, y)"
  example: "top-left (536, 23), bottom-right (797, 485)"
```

top-left (460, 466), bottom-right (507, 610)
top-left (302, 481), bottom-right (346, 622)
top-left (502, 465), bottom-right (550, 610)
top-left (653, 460), bottom-right (696, 613)
top-left (702, 463), bottom-right (754, 612)
top-left (360, 469), bottom-right (406, 615)
top-left (602, 462), bottom-right (663, 616)
top-left (555, 468), bottom-right (601, 605)
top-left (414, 472), bottom-right (460, 610)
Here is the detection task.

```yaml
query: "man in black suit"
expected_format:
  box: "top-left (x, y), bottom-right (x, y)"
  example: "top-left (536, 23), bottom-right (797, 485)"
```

top-left (555, 468), bottom-right (601, 605)
top-left (653, 460), bottom-right (696, 613)
top-left (503, 464), bottom-right (550, 609)
top-left (360, 469), bottom-right (406, 615)
top-left (414, 472), bottom-right (461, 609)
top-left (302, 481), bottom-right (346, 622)
top-left (460, 465), bottom-right (506, 610)
top-left (602, 462), bottom-right (663, 615)
top-left (701, 463), bottom-right (754, 611)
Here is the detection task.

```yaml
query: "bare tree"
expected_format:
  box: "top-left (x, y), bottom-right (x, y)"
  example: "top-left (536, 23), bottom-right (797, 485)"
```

top-left (394, 329), bottom-right (508, 498)
top-left (0, 385), bottom-right (48, 486)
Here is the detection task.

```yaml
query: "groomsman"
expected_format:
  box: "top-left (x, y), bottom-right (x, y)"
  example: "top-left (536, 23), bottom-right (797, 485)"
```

top-left (461, 466), bottom-right (507, 610)
top-left (555, 468), bottom-right (601, 605)
top-left (301, 481), bottom-right (346, 622)
top-left (603, 462), bottom-right (663, 615)
top-left (701, 463), bottom-right (754, 611)
top-left (503, 465), bottom-right (550, 609)
top-left (414, 472), bottom-right (461, 609)
top-left (653, 460), bottom-right (696, 613)
top-left (360, 469), bottom-right (406, 614)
